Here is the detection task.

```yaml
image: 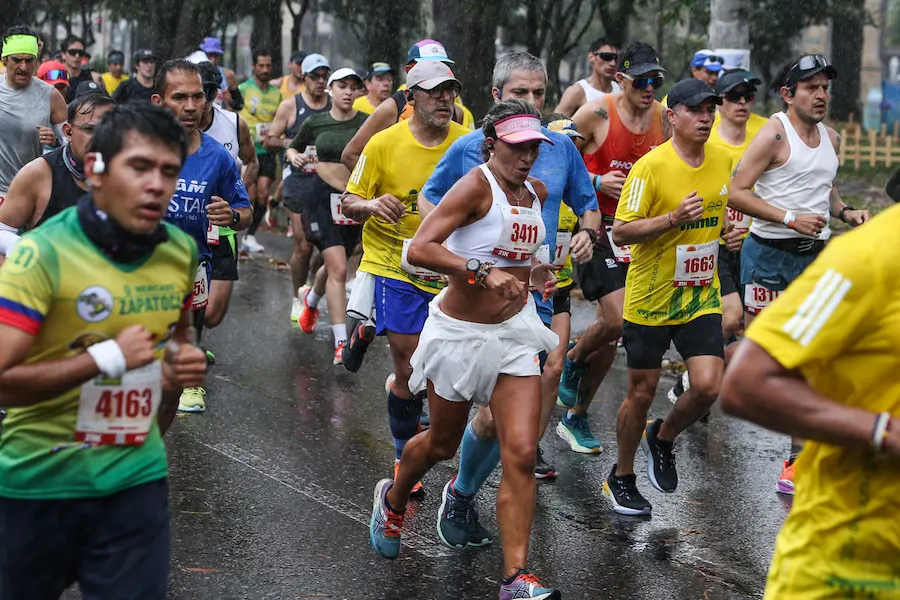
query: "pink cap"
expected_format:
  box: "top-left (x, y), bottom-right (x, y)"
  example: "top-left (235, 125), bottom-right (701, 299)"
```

top-left (494, 115), bottom-right (554, 145)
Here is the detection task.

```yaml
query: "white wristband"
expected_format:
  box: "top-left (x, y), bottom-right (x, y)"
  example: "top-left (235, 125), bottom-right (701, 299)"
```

top-left (86, 340), bottom-right (128, 379)
top-left (781, 211), bottom-right (797, 228)
top-left (871, 411), bottom-right (892, 453)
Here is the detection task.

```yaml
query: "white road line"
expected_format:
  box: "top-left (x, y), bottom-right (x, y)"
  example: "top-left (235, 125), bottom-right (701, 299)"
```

top-left (204, 442), bottom-right (451, 559)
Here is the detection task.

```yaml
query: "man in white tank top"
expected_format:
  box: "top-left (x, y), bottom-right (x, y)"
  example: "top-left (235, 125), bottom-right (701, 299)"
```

top-left (729, 54), bottom-right (870, 496)
top-left (554, 37), bottom-right (621, 117)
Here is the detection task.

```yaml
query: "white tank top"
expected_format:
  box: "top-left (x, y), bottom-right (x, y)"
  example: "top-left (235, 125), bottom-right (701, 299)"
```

top-left (204, 105), bottom-right (243, 169)
top-left (750, 112), bottom-right (838, 240)
top-left (577, 79), bottom-right (621, 103)
top-left (446, 164), bottom-right (545, 267)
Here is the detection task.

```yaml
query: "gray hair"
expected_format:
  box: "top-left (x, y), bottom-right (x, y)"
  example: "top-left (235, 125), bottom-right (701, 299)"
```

top-left (492, 52), bottom-right (548, 92)
top-left (481, 99), bottom-right (541, 161)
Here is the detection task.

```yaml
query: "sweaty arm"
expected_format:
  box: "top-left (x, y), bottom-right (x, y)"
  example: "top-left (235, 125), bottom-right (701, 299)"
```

top-left (341, 95), bottom-right (400, 170)
top-left (825, 129), bottom-right (869, 226)
top-left (237, 116), bottom-right (258, 185)
top-left (264, 97), bottom-right (295, 152)
top-left (49, 87), bottom-right (67, 126)
top-left (0, 158), bottom-right (51, 239)
top-left (728, 119), bottom-right (793, 223)
top-left (554, 83), bottom-right (586, 118)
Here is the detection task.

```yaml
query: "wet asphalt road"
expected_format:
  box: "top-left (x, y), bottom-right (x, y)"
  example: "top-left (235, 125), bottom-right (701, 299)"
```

top-left (83, 229), bottom-right (791, 600)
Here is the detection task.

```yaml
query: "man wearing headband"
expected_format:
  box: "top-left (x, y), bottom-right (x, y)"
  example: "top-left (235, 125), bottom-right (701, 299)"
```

top-left (0, 93), bottom-right (114, 257)
top-left (101, 50), bottom-right (129, 96)
top-left (415, 52), bottom-right (599, 551)
top-left (0, 25), bottom-right (68, 233)
top-left (729, 55), bottom-right (869, 495)
top-left (353, 62), bottom-right (394, 114)
top-left (60, 35), bottom-right (103, 100)
top-left (608, 78), bottom-right (731, 516)
top-left (555, 37), bottom-right (621, 117)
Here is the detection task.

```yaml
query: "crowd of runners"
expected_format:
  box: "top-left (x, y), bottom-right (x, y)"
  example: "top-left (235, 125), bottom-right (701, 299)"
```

top-left (0, 23), bottom-right (896, 600)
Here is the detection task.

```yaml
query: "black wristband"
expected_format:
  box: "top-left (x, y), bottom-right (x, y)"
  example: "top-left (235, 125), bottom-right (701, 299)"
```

top-left (581, 227), bottom-right (597, 245)
top-left (839, 205), bottom-right (856, 222)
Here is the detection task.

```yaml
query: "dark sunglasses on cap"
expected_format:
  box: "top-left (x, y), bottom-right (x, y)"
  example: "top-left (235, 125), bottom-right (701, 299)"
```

top-left (66, 48), bottom-right (85, 57)
top-left (724, 88), bottom-right (755, 103)
top-left (623, 74), bottom-right (664, 90)
top-left (43, 69), bottom-right (69, 82)
top-left (795, 54), bottom-right (828, 71)
top-left (593, 51), bottom-right (618, 62)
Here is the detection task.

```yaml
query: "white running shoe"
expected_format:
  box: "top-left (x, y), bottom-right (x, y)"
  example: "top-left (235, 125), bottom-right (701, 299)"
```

top-left (241, 234), bottom-right (265, 254)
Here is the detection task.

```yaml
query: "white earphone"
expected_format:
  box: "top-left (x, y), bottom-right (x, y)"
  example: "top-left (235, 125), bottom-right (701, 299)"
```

top-left (93, 153), bottom-right (106, 174)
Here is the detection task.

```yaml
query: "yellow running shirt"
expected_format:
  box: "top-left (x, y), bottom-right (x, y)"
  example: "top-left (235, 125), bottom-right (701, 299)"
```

top-left (347, 119), bottom-right (469, 293)
top-left (100, 72), bottom-right (129, 96)
top-left (616, 140), bottom-right (730, 325)
top-left (279, 76), bottom-right (304, 100)
top-left (555, 203), bottom-right (578, 289)
top-left (353, 94), bottom-right (379, 115)
top-left (238, 79), bottom-right (282, 154)
top-left (746, 204), bottom-right (900, 600)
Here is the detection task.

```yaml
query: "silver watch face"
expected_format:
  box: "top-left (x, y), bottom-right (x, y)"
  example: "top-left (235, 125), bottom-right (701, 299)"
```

top-left (466, 259), bottom-right (479, 271)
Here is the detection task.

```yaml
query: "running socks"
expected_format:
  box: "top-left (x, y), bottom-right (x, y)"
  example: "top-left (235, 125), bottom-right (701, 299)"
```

top-left (306, 288), bottom-right (321, 309)
top-left (331, 323), bottom-right (347, 348)
top-left (248, 200), bottom-right (266, 235)
top-left (387, 390), bottom-right (422, 461)
top-left (453, 422), bottom-right (500, 497)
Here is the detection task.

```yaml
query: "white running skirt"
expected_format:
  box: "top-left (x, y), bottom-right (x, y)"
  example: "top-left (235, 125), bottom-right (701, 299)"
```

top-left (409, 289), bottom-right (559, 406)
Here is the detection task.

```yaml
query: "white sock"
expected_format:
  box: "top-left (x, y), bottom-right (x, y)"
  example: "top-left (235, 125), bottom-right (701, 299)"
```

top-left (332, 323), bottom-right (347, 347)
top-left (306, 289), bottom-right (321, 308)
top-left (567, 409), bottom-right (579, 420)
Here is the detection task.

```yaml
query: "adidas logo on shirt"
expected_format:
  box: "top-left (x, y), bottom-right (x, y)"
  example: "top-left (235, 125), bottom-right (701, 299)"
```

top-left (720, 184), bottom-right (729, 196)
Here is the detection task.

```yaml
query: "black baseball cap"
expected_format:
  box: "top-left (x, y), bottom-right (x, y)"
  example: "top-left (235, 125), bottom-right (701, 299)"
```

top-left (667, 79), bottom-right (722, 109)
top-left (619, 45), bottom-right (666, 76)
top-left (134, 49), bottom-right (155, 63)
top-left (715, 71), bottom-right (760, 95)
top-left (107, 50), bottom-right (124, 64)
top-left (784, 54), bottom-right (837, 87)
top-left (290, 51), bottom-right (307, 65)
top-left (74, 80), bottom-right (110, 99)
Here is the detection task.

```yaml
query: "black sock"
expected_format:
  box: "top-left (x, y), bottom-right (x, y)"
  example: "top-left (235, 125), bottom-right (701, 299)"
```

top-left (192, 308), bottom-right (205, 343)
top-left (788, 443), bottom-right (803, 465)
top-left (248, 202), bottom-right (265, 235)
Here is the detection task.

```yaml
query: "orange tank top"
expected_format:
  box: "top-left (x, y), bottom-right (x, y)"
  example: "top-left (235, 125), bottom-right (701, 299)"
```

top-left (583, 98), bottom-right (665, 219)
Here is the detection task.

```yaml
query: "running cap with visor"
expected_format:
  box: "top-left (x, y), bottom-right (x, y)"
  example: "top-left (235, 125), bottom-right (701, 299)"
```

top-left (301, 53), bottom-right (330, 74)
top-left (406, 61), bottom-right (460, 91)
top-left (407, 39), bottom-right (454, 64)
top-left (691, 49), bottom-right (724, 72)
top-left (199, 37), bottom-right (223, 55)
top-left (366, 62), bottom-right (393, 79)
top-left (784, 54), bottom-right (837, 87)
top-left (667, 79), bottom-right (722, 109)
top-left (546, 118), bottom-right (584, 140)
top-left (715, 72), bottom-right (760, 96)
top-left (327, 67), bottom-right (363, 87)
top-left (620, 46), bottom-right (666, 76)
top-left (74, 80), bottom-right (110, 99)
top-left (494, 115), bottom-right (554, 145)
top-left (38, 60), bottom-right (69, 86)
top-left (134, 49), bottom-right (155, 62)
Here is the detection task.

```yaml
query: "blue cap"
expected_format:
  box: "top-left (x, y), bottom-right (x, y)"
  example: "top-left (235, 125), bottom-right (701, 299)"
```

top-left (199, 37), bottom-right (223, 55)
top-left (691, 49), bottom-right (723, 72)
top-left (301, 53), bottom-right (330, 74)
top-left (406, 39), bottom-right (454, 65)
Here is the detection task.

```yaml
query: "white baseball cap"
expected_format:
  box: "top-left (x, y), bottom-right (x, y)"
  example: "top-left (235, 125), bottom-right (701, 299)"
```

top-left (327, 67), bottom-right (363, 87)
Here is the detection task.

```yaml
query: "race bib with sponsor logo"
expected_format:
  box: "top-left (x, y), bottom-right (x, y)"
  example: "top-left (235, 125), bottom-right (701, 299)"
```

top-left (674, 241), bottom-right (717, 287)
top-left (400, 238), bottom-right (441, 282)
top-left (492, 203), bottom-right (544, 261)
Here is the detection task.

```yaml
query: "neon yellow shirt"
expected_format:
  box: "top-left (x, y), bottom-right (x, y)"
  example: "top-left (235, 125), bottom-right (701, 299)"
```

top-left (347, 119), bottom-right (469, 292)
top-left (0, 208), bottom-right (197, 499)
top-left (238, 79), bottom-right (282, 154)
top-left (555, 203), bottom-right (578, 289)
top-left (616, 140), bottom-right (730, 325)
top-left (100, 72), bottom-right (128, 96)
top-left (353, 94), bottom-right (379, 115)
top-left (708, 115), bottom-right (763, 243)
top-left (747, 203), bottom-right (900, 600)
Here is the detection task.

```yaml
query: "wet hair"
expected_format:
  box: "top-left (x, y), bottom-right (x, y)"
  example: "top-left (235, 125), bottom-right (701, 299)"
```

top-left (492, 52), bottom-right (547, 93)
top-left (61, 35), bottom-right (85, 51)
top-left (252, 47), bottom-right (272, 65)
top-left (89, 103), bottom-right (188, 165)
top-left (618, 41), bottom-right (659, 73)
top-left (589, 37), bottom-right (616, 53)
top-left (3, 25), bottom-right (37, 48)
top-left (480, 98), bottom-right (541, 161)
top-left (155, 59), bottom-right (200, 96)
top-left (67, 92), bottom-right (114, 123)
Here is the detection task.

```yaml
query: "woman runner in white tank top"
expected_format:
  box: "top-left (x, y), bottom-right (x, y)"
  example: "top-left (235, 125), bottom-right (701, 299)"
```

top-left (378, 100), bottom-right (563, 599)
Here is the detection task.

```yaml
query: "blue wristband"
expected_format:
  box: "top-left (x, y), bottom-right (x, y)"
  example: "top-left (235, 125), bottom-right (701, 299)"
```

top-left (593, 174), bottom-right (603, 192)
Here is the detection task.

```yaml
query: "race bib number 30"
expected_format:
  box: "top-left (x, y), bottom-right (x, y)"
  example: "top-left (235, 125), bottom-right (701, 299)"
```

top-left (401, 238), bottom-right (441, 281)
top-left (330, 193), bottom-right (359, 225)
top-left (744, 283), bottom-right (780, 314)
top-left (674, 241), bottom-right (717, 287)
top-left (727, 207), bottom-right (752, 233)
top-left (75, 361), bottom-right (162, 445)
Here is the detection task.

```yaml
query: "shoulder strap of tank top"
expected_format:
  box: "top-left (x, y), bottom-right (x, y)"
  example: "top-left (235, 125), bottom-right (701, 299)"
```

top-left (394, 92), bottom-right (407, 124)
top-left (478, 163), bottom-right (505, 201)
top-left (523, 180), bottom-right (541, 210)
top-left (772, 112), bottom-right (798, 144)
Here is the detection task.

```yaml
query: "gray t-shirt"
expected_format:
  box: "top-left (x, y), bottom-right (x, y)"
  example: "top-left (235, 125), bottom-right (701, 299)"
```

top-left (0, 76), bottom-right (52, 194)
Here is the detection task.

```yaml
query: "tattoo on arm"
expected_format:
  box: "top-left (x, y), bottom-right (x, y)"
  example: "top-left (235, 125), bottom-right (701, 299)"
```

top-left (836, 134), bottom-right (841, 144)
top-left (775, 134), bottom-right (782, 140)
top-left (594, 107), bottom-right (608, 119)
top-left (731, 159), bottom-right (742, 179)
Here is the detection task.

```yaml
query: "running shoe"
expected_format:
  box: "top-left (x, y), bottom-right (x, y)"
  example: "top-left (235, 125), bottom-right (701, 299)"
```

top-left (436, 478), bottom-right (492, 549)
top-left (291, 285), bottom-right (310, 323)
top-left (333, 342), bottom-right (345, 366)
top-left (241, 234), bottom-right (265, 254)
top-left (265, 206), bottom-right (279, 228)
top-left (534, 445), bottom-right (557, 479)
top-left (201, 347), bottom-right (216, 365)
top-left (178, 387), bottom-right (207, 413)
top-left (556, 341), bottom-right (585, 408)
top-left (369, 478), bottom-right (403, 559)
top-left (556, 413), bottom-right (602, 454)
top-left (342, 322), bottom-right (375, 372)
top-left (777, 460), bottom-right (795, 495)
top-left (395, 461), bottom-right (425, 499)
top-left (499, 570), bottom-right (561, 600)
top-left (385, 373), bottom-right (396, 394)
top-left (286, 223), bottom-right (294, 238)
top-left (602, 463), bottom-right (652, 516)
top-left (297, 287), bottom-right (319, 334)
top-left (667, 370), bottom-right (690, 404)
top-left (642, 418), bottom-right (677, 493)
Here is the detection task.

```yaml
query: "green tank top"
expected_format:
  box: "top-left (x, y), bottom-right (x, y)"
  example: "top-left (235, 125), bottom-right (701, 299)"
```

top-left (289, 111), bottom-right (368, 164)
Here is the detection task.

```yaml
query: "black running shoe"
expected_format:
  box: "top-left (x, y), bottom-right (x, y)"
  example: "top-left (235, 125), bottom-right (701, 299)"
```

top-left (436, 479), bottom-right (492, 549)
top-left (602, 464), bottom-right (652, 516)
top-left (534, 445), bottom-right (558, 479)
top-left (642, 418), bottom-right (678, 493)
top-left (342, 323), bottom-right (375, 373)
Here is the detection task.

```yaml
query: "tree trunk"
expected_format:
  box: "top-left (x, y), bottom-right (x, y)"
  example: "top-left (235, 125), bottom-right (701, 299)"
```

top-left (709, 0), bottom-right (748, 50)
top-left (359, 0), bottom-right (405, 69)
top-left (597, 0), bottom-right (632, 48)
top-left (250, 0), bottom-right (283, 74)
top-left (433, 0), bottom-right (503, 122)
top-left (829, 0), bottom-right (864, 122)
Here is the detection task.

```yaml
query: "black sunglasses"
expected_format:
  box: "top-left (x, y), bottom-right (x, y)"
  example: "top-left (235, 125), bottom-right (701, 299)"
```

top-left (593, 51), bottom-right (618, 62)
top-left (66, 48), bottom-right (85, 57)
top-left (796, 54), bottom-right (828, 71)
top-left (724, 89), bottom-right (755, 103)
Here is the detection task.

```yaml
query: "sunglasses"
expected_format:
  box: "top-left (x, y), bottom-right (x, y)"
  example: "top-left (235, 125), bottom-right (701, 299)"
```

top-left (305, 72), bottom-right (329, 82)
top-left (703, 54), bottom-right (724, 64)
top-left (43, 69), bottom-right (69, 82)
top-left (796, 54), bottom-right (828, 71)
top-left (622, 74), bottom-right (664, 90)
top-left (66, 48), bottom-right (85, 57)
top-left (416, 83), bottom-right (461, 99)
top-left (724, 89), bottom-right (755, 103)
top-left (593, 51), bottom-right (618, 62)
